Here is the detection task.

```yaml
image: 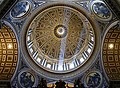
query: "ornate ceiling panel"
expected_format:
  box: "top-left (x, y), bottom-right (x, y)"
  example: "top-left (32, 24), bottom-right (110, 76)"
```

top-left (21, 2), bottom-right (100, 79)
top-left (102, 21), bottom-right (120, 80)
top-left (26, 5), bottom-right (95, 73)
top-left (0, 24), bottom-right (18, 80)
top-left (0, 0), bottom-right (119, 87)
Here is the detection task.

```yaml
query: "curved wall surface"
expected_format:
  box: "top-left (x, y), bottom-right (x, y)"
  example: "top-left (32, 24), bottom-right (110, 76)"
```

top-left (0, 24), bottom-right (18, 80)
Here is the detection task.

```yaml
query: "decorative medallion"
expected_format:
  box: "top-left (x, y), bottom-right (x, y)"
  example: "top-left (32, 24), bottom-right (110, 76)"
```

top-left (18, 69), bottom-right (37, 88)
top-left (10, 1), bottom-right (31, 19)
top-left (21, 2), bottom-right (100, 79)
top-left (90, 0), bottom-right (112, 21)
top-left (84, 71), bottom-right (103, 88)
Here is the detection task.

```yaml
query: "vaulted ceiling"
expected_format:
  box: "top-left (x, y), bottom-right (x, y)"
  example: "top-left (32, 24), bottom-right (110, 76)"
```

top-left (0, 0), bottom-right (120, 87)
top-left (0, 25), bottom-right (18, 80)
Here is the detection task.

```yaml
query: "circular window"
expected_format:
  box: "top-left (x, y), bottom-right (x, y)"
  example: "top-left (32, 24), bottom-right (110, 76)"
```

top-left (21, 2), bottom-right (100, 79)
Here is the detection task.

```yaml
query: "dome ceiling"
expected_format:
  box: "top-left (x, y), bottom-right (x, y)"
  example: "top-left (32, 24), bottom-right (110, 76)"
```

top-left (21, 2), bottom-right (100, 79)
top-left (0, 24), bottom-right (18, 80)
top-left (0, 0), bottom-right (120, 87)
top-left (26, 5), bottom-right (95, 73)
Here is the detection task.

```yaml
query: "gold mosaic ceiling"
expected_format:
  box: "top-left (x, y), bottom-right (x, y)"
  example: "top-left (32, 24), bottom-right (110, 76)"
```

top-left (26, 5), bottom-right (95, 73)
top-left (28, 6), bottom-right (86, 60)
top-left (102, 24), bottom-right (120, 80)
top-left (0, 25), bottom-right (18, 80)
